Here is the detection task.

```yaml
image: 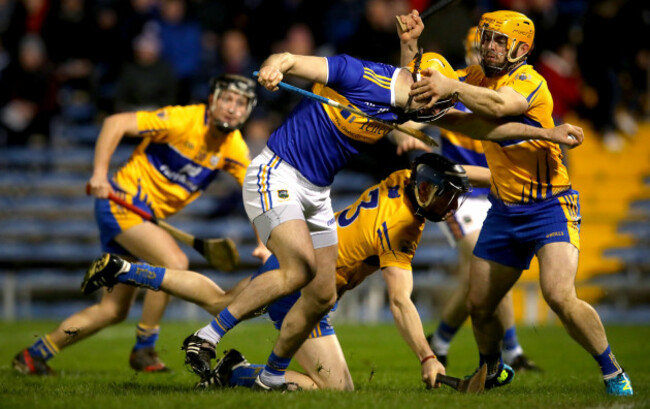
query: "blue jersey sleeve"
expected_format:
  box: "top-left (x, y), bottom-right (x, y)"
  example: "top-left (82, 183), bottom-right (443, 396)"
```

top-left (326, 54), bottom-right (398, 107)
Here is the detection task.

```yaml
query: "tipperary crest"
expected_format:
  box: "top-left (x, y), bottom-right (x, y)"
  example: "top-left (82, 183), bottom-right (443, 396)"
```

top-left (210, 156), bottom-right (220, 167)
top-left (278, 189), bottom-right (289, 200)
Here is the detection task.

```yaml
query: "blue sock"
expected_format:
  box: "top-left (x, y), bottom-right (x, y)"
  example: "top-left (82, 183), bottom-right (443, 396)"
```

top-left (133, 324), bottom-right (159, 350)
top-left (594, 345), bottom-right (622, 378)
top-left (503, 326), bottom-right (519, 351)
top-left (117, 263), bottom-right (165, 290)
top-left (436, 320), bottom-right (460, 343)
top-left (259, 352), bottom-right (291, 386)
top-left (480, 352), bottom-right (503, 377)
top-left (230, 364), bottom-right (264, 387)
top-left (211, 308), bottom-right (239, 337)
top-left (27, 336), bottom-right (58, 361)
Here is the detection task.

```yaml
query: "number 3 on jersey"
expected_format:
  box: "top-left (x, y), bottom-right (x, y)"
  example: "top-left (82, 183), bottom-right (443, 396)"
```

top-left (337, 188), bottom-right (379, 227)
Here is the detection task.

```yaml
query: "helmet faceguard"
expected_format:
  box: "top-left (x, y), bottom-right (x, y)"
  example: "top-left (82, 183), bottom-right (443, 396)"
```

top-left (209, 74), bottom-right (257, 132)
top-left (476, 11), bottom-right (534, 77)
top-left (405, 52), bottom-right (460, 122)
top-left (407, 153), bottom-right (471, 222)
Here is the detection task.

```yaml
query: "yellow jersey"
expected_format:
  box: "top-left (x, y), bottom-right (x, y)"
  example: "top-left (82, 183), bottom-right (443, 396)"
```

top-left (112, 105), bottom-right (250, 218)
top-left (457, 64), bottom-right (571, 204)
top-left (334, 170), bottom-right (424, 297)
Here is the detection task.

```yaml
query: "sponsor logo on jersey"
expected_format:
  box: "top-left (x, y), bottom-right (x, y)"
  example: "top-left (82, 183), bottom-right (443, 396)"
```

top-left (545, 231), bottom-right (565, 238)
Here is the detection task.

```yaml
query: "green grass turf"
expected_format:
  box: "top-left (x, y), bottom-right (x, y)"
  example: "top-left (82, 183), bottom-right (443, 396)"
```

top-left (0, 320), bottom-right (648, 408)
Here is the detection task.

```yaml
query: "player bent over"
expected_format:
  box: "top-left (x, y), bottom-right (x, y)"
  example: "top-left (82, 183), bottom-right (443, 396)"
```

top-left (82, 153), bottom-right (473, 390)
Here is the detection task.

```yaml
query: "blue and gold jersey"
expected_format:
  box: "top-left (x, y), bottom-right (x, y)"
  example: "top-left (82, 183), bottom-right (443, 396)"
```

top-left (335, 170), bottom-right (424, 297)
top-left (267, 54), bottom-right (407, 187)
top-left (112, 105), bottom-right (250, 218)
top-left (457, 64), bottom-right (570, 204)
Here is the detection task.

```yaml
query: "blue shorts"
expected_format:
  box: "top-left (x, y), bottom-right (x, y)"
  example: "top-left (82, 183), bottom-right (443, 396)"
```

top-left (95, 183), bottom-right (155, 256)
top-left (252, 255), bottom-right (336, 338)
top-left (474, 190), bottom-right (581, 270)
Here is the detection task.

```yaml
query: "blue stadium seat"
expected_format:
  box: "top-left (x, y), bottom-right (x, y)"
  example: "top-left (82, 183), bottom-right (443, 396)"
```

top-left (604, 246), bottom-right (650, 266)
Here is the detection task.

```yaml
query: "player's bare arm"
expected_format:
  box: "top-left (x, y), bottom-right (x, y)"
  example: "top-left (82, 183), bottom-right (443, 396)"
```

top-left (397, 9), bottom-right (423, 66)
top-left (388, 122), bottom-right (433, 155)
top-left (381, 265), bottom-right (445, 388)
top-left (257, 53), bottom-right (328, 91)
top-left (410, 69), bottom-right (528, 117)
top-left (436, 110), bottom-right (584, 147)
top-left (463, 165), bottom-right (491, 188)
top-left (88, 112), bottom-right (140, 199)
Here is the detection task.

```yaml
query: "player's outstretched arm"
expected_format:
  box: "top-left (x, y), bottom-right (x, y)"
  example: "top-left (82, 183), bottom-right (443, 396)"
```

top-left (436, 110), bottom-right (584, 148)
top-left (257, 52), bottom-right (328, 91)
top-left (88, 112), bottom-right (140, 199)
top-left (410, 68), bottom-right (528, 117)
top-left (382, 266), bottom-right (445, 388)
top-left (463, 165), bottom-right (491, 188)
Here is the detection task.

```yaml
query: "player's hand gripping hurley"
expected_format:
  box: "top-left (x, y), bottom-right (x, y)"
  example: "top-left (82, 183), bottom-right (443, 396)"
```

top-left (254, 71), bottom-right (438, 147)
top-left (436, 363), bottom-right (487, 393)
top-left (86, 184), bottom-right (239, 271)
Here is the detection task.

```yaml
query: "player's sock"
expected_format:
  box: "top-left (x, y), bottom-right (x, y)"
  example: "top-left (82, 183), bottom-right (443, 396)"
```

top-left (594, 345), bottom-right (623, 379)
top-left (259, 352), bottom-right (291, 387)
top-left (133, 323), bottom-right (160, 350)
top-left (197, 308), bottom-right (239, 345)
top-left (480, 352), bottom-right (504, 378)
top-left (431, 320), bottom-right (459, 355)
top-left (230, 364), bottom-right (264, 387)
top-left (27, 335), bottom-right (59, 362)
top-left (116, 262), bottom-right (165, 290)
top-left (502, 326), bottom-right (524, 363)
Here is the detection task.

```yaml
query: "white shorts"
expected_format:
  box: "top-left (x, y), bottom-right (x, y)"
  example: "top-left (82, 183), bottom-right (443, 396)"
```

top-left (242, 147), bottom-right (338, 249)
top-left (440, 195), bottom-right (491, 245)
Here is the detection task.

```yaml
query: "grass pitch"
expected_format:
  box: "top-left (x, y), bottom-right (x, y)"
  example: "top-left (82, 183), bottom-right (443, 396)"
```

top-left (1, 320), bottom-right (648, 409)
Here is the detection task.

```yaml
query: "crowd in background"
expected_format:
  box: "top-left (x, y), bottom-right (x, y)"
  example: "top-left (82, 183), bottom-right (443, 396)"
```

top-left (0, 0), bottom-right (647, 153)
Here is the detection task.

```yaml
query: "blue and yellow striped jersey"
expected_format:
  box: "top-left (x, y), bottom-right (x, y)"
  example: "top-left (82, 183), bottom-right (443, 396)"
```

top-left (112, 104), bottom-right (250, 218)
top-left (267, 54), bottom-right (407, 187)
top-left (457, 63), bottom-right (570, 204)
top-left (335, 170), bottom-right (424, 296)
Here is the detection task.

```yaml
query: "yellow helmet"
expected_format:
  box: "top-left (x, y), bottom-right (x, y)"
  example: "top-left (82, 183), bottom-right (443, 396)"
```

top-left (476, 10), bottom-right (534, 76)
top-left (406, 52), bottom-right (459, 121)
top-left (464, 26), bottom-right (480, 66)
top-left (408, 52), bottom-right (458, 81)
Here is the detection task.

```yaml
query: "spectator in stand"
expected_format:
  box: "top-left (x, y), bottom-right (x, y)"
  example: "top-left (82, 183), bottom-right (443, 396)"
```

top-left (218, 29), bottom-right (257, 76)
top-left (341, 0), bottom-right (409, 63)
top-left (577, 0), bottom-right (628, 151)
top-left (93, 5), bottom-right (128, 116)
top-left (535, 42), bottom-right (583, 125)
top-left (156, 0), bottom-right (201, 104)
top-left (115, 32), bottom-right (176, 112)
top-left (2, 0), bottom-right (51, 56)
top-left (43, 0), bottom-right (96, 124)
top-left (0, 34), bottom-right (56, 146)
top-left (119, 0), bottom-right (159, 57)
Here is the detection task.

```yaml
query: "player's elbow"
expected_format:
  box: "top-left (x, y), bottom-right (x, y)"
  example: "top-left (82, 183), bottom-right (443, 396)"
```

top-left (485, 102), bottom-right (510, 119)
top-left (388, 293), bottom-right (410, 312)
